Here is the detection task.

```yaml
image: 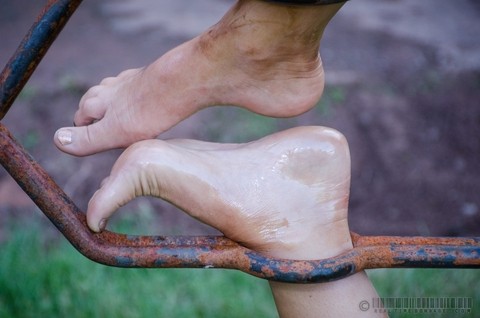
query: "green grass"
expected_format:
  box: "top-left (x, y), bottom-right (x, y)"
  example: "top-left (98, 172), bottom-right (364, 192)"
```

top-left (0, 219), bottom-right (277, 318)
top-left (367, 269), bottom-right (479, 317)
top-left (1, 216), bottom-right (479, 317)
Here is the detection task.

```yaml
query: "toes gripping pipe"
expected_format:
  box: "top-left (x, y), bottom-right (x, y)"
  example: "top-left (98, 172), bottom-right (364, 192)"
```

top-left (1, 0), bottom-right (479, 284)
top-left (1, 123), bottom-right (479, 283)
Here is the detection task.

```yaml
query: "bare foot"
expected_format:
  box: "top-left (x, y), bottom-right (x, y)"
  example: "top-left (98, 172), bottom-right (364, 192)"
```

top-left (54, 1), bottom-right (344, 156)
top-left (86, 125), bottom-right (383, 317)
top-left (87, 126), bottom-right (352, 260)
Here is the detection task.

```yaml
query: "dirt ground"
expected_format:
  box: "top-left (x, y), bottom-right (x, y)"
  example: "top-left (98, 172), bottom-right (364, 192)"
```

top-left (1, 0), bottom-right (479, 239)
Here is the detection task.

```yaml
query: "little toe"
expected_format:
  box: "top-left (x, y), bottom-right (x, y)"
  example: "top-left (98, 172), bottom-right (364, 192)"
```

top-left (117, 68), bottom-right (142, 78)
top-left (99, 77), bottom-right (117, 85)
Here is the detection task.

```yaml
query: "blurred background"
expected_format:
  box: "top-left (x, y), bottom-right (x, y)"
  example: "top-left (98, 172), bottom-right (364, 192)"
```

top-left (1, 0), bottom-right (479, 317)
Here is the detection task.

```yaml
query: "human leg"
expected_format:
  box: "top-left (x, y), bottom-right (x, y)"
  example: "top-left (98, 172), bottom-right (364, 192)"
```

top-left (54, 1), bottom-right (344, 156)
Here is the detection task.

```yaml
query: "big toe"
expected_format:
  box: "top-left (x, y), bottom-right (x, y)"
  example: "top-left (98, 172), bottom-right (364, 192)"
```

top-left (86, 174), bottom-right (132, 232)
top-left (54, 121), bottom-right (127, 156)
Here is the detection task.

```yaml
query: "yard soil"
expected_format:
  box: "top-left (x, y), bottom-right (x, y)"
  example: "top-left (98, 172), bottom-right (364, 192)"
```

top-left (1, 0), bottom-right (479, 239)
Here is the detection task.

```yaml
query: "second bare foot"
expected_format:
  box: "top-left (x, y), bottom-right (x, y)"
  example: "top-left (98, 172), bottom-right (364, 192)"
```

top-left (54, 1), bottom-right (343, 156)
top-left (87, 126), bottom-right (352, 260)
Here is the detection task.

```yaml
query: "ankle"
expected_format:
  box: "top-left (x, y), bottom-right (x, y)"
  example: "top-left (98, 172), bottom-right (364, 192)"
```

top-left (210, 1), bottom-right (342, 60)
top-left (196, 1), bottom-right (343, 83)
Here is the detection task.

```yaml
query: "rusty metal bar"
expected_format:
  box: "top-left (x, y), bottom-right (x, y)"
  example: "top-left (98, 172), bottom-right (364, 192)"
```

top-left (0, 0), bottom-right (479, 284)
top-left (0, 0), bottom-right (83, 119)
top-left (1, 122), bottom-right (479, 283)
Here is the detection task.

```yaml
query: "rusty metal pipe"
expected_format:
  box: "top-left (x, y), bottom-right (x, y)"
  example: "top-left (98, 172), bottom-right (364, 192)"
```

top-left (1, 122), bottom-right (479, 283)
top-left (0, 122), bottom-right (357, 282)
top-left (0, 0), bottom-right (83, 119)
top-left (0, 0), bottom-right (479, 283)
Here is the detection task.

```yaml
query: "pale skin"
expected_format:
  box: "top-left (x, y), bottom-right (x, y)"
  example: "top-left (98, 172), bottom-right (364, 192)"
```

top-left (86, 126), bottom-right (383, 318)
top-left (54, 0), bottom-right (384, 316)
top-left (54, 1), bottom-right (343, 156)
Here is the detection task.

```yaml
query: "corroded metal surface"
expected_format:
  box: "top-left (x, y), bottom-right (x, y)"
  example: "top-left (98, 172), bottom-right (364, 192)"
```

top-left (1, 123), bottom-right (479, 283)
top-left (0, 0), bottom-right (83, 119)
top-left (0, 0), bottom-right (479, 284)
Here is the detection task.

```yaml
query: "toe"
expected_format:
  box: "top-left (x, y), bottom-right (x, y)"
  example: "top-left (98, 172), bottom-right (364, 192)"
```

top-left (100, 77), bottom-right (117, 85)
top-left (85, 142), bottom-right (162, 232)
top-left (78, 85), bottom-right (102, 107)
top-left (54, 120), bottom-right (126, 156)
top-left (117, 68), bottom-right (141, 78)
top-left (74, 97), bottom-right (106, 126)
top-left (87, 173), bottom-right (132, 232)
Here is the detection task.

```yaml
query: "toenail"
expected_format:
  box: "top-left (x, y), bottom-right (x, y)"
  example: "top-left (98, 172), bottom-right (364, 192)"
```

top-left (98, 219), bottom-right (107, 231)
top-left (57, 129), bottom-right (72, 145)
